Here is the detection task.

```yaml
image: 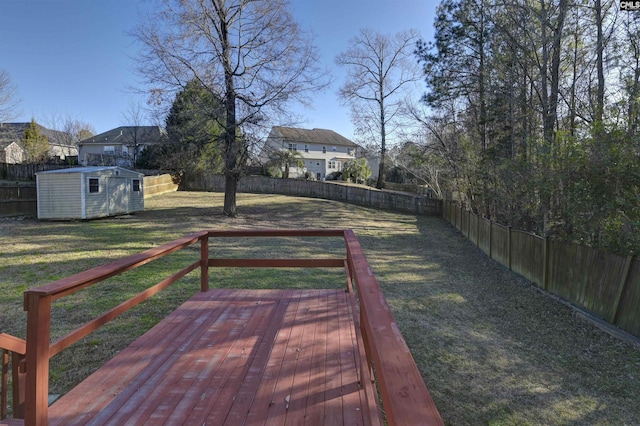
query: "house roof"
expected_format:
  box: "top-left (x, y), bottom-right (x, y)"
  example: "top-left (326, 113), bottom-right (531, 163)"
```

top-left (35, 166), bottom-right (143, 176)
top-left (79, 126), bottom-right (166, 146)
top-left (270, 126), bottom-right (357, 148)
top-left (0, 122), bottom-right (74, 148)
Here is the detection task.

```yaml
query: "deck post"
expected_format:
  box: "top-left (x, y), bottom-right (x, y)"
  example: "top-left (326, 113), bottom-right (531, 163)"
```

top-left (24, 292), bottom-right (51, 426)
top-left (12, 352), bottom-right (25, 418)
top-left (200, 234), bottom-right (209, 292)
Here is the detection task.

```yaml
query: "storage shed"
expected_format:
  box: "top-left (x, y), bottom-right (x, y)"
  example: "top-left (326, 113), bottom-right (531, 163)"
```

top-left (36, 166), bottom-right (144, 219)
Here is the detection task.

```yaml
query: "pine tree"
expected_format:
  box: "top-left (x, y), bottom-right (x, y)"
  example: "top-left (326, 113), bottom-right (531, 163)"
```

top-left (23, 119), bottom-right (49, 164)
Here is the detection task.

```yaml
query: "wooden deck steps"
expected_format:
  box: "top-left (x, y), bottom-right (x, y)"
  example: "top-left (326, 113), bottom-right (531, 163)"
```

top-left (46, 288), bottom-right (376, 425)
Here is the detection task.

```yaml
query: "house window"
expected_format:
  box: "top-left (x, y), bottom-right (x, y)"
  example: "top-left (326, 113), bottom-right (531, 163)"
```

top-left (329, 160), bottom-right (336, 169)
top-left (88, 178), bottom-right (99, 193)
top-left (347, 148), bottom-right (352, 155)
top-left (103, 145), bottom-right (115, 154)
top-left (132, 179), bottom-right (141, 192)
top-left (288, 143), bottom-right (297, 152)
top-left (332, 146), bottom-right (337, 152)
top-left (304, 144), bottom-right (309, 153)
top-left (322, 146), bottom-right (326, 154)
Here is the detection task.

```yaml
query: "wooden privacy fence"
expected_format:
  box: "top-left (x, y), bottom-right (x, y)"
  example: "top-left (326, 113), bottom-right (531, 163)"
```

top-left (0, 164), bottom-right (67, 181)
top-left (184, 174), bottom-right (442, 216)
top-left (443, 200), bottom-right (640, 339)
top-left (141, 173), bottom-right (178, 198)
top-left (0, 184), bottom-right (36, 217)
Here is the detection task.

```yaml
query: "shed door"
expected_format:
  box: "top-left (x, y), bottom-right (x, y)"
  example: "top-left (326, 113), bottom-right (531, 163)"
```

top-left (108, 178), bottom-right (129, 215)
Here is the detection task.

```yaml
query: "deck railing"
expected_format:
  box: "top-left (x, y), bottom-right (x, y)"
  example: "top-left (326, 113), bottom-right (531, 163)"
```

top-left (1, 229), bottom-right (443, 426)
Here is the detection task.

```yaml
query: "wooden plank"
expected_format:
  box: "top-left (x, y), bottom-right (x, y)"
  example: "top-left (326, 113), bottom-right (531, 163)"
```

top-left (337, 288), bottom-right (365, 425)
top-left (322, 288), bottom-right (344, 425)
top-left (210, 258), bottom-right (345, 268)
top-left (222, 290), bottom-right (294, 425)
top-left (0, 335), bottom-right (25, 355)
top-left (94, 289), bottom-right (251, 425)
top-left (207, 229), bottom-right (345, 238)
top-left (243, 291), bottom-right (303, 424)
top-left (302, 290), bottom-right (329, 425)
top-left (177, 291), bottom-right (275, 424)
top-left (47, 288), bottom-right (375, 425)
top-left (48, 289), bottom-right (236, 424)
top-left (283, 289), bottom-right (324, 425)
top-left (114, 291), bottom-right (252, 424)
top-left (264, 290), bottom-right (313, 426)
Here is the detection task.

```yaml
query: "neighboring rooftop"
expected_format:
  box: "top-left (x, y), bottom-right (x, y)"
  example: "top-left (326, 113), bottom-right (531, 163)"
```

top-left (0, 122), bottom-right (75, 148)
top-left (79, 126), bottom-right (166, 145)
top-left (270, 126), bottom-right (357, 147)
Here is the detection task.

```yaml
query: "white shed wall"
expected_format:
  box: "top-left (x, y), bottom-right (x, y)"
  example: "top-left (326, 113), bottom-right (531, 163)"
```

top-left (37, 173), bottom-right (83, 219)
top-left (84, 173), bottom-right (110, 218)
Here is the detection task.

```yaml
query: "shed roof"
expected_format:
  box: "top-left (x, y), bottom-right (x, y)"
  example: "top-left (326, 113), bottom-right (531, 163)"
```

top-left (271, 126), bottom-right (357, 148)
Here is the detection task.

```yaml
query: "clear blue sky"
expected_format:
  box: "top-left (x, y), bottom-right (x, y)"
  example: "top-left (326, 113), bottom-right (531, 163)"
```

top-left (0, 0), bottom-right (436, 139)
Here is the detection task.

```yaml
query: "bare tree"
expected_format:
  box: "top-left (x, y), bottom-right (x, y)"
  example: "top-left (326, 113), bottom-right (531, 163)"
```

top-left (43, 112), bottom-right (95, 164)
top-left (134, 0), bottom-right (328, 216)
top-left (336, 28), bottom-right (421, 189)
top-left (121, 101), bottom-right (150, 168)
top-left (43, 112), bottom-right (95, 146)
top-left (0, 69), bottom-right (20, 122)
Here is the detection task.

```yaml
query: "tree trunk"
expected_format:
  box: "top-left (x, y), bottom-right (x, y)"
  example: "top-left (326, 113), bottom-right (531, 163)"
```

top-left (220, 5), bottom-right (239, 218)
top-left (595, 0), bottom-right (604, 125)
top-left (223, 173), bottom-right (238, 217)
top-left (376, 76), bottom-right (386, 190)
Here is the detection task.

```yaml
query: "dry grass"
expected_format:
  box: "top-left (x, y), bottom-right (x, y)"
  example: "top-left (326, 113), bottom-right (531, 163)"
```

top-left (1, 191), bottom-right (639, 425)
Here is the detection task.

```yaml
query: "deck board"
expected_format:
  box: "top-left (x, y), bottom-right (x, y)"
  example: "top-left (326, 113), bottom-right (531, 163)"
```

top-left (47, 289), bottom-right (375, 425)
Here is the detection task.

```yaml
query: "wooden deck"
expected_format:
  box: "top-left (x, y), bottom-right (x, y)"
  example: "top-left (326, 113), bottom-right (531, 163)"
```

top-left (46, 288), bottom-right (375, 425)
top-left (1, 229), bottom-right (443, 425)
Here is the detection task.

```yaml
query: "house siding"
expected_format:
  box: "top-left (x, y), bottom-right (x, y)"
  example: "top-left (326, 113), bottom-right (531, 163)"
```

top-left (4, 142), bottom-right (23, 164)
top-left (264, 127), bottom-right (357, 179)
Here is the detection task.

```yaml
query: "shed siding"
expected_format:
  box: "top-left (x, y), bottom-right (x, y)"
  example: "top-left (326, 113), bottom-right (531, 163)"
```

top-left (128, 178), bottom-right (144, 212)
top-left (84, 173), bottom-right (110, 218)
top-left (37, 173), bottom-right (83, 219)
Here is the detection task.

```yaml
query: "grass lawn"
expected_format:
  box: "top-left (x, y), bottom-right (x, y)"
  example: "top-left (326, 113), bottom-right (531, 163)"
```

top-left (1, 191), bottom-right (639, 425)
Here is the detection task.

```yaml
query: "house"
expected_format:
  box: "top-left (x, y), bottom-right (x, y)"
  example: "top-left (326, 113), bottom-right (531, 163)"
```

top-left (0, 140), bottom-right (23, 164)
top-left (35, 166), bottom-right (144, 220)
top-left (78, 126), bottom-right (166, 168)
top-left (262, 126), bottom-right (358, 180)
top-left (0, 122), bottom-right (78, 164)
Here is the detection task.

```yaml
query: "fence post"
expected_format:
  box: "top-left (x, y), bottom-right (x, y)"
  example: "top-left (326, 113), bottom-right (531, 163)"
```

top-left (489, 220), bottom-right (493, 260)
top-left (542, 237), bottom-right (549, 290)
top-left (610, 255), bottom-right (634, 325)
top-left (507, 227), bottom-right (512, 271)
